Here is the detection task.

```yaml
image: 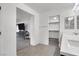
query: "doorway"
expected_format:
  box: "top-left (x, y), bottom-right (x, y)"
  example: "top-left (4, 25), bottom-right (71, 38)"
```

top-left (48, 15), bottom-right (60, 55)
top-left (16, 7), bottom-right (34, 55)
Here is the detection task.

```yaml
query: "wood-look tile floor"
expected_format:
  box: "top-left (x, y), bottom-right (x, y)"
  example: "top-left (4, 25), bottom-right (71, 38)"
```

top-left (17, 37), bottom-right (60, 56)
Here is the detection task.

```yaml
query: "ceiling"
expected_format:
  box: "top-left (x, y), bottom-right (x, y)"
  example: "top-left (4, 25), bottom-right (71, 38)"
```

top-left (25, 3), bottom-right (74, 13)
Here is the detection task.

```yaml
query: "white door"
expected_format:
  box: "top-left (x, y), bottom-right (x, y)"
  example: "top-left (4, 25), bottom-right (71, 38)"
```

top-left (61, 10), bottom-right (79, 56)
top-left (0, 4), bottom-right (5, 55)
top-left (0, 3), bottom-right (16, 56)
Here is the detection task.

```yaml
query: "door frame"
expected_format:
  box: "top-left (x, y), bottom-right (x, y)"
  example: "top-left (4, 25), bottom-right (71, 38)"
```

top-left (16, 6), bottom-right (35, 46)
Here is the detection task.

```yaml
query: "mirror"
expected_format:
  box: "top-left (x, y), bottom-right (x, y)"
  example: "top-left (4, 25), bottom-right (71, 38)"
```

top-left (65, 16), bottom-right (74, 29)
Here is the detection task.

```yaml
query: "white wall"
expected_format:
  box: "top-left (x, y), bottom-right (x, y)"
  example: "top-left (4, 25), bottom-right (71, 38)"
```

top-left (39, 13), bottom-right (49, 45)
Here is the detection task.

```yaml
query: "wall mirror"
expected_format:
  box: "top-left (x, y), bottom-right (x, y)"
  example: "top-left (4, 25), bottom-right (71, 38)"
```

top-left (65, 16), bottom-right (74, 29)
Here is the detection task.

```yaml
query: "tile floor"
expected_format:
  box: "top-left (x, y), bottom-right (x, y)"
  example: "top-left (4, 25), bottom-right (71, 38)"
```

top-left (16, 31), bottom-right (60, 56)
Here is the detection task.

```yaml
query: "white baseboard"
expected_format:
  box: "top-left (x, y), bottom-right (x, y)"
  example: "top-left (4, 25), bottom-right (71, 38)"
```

top-left (39, 41), bottom-right (49, 45)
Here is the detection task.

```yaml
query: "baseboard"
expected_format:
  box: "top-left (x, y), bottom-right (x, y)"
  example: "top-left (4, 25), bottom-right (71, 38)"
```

top-left (30, 42), bottom-right (39, 46)
top-left (39, 41), bottom-right (49, 45)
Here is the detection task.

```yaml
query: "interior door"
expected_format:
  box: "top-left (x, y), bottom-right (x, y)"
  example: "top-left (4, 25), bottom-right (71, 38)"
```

top-left (0, 3), bottom-right (16, 56)
top-left (0, 4), bottom-right (4, 55)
